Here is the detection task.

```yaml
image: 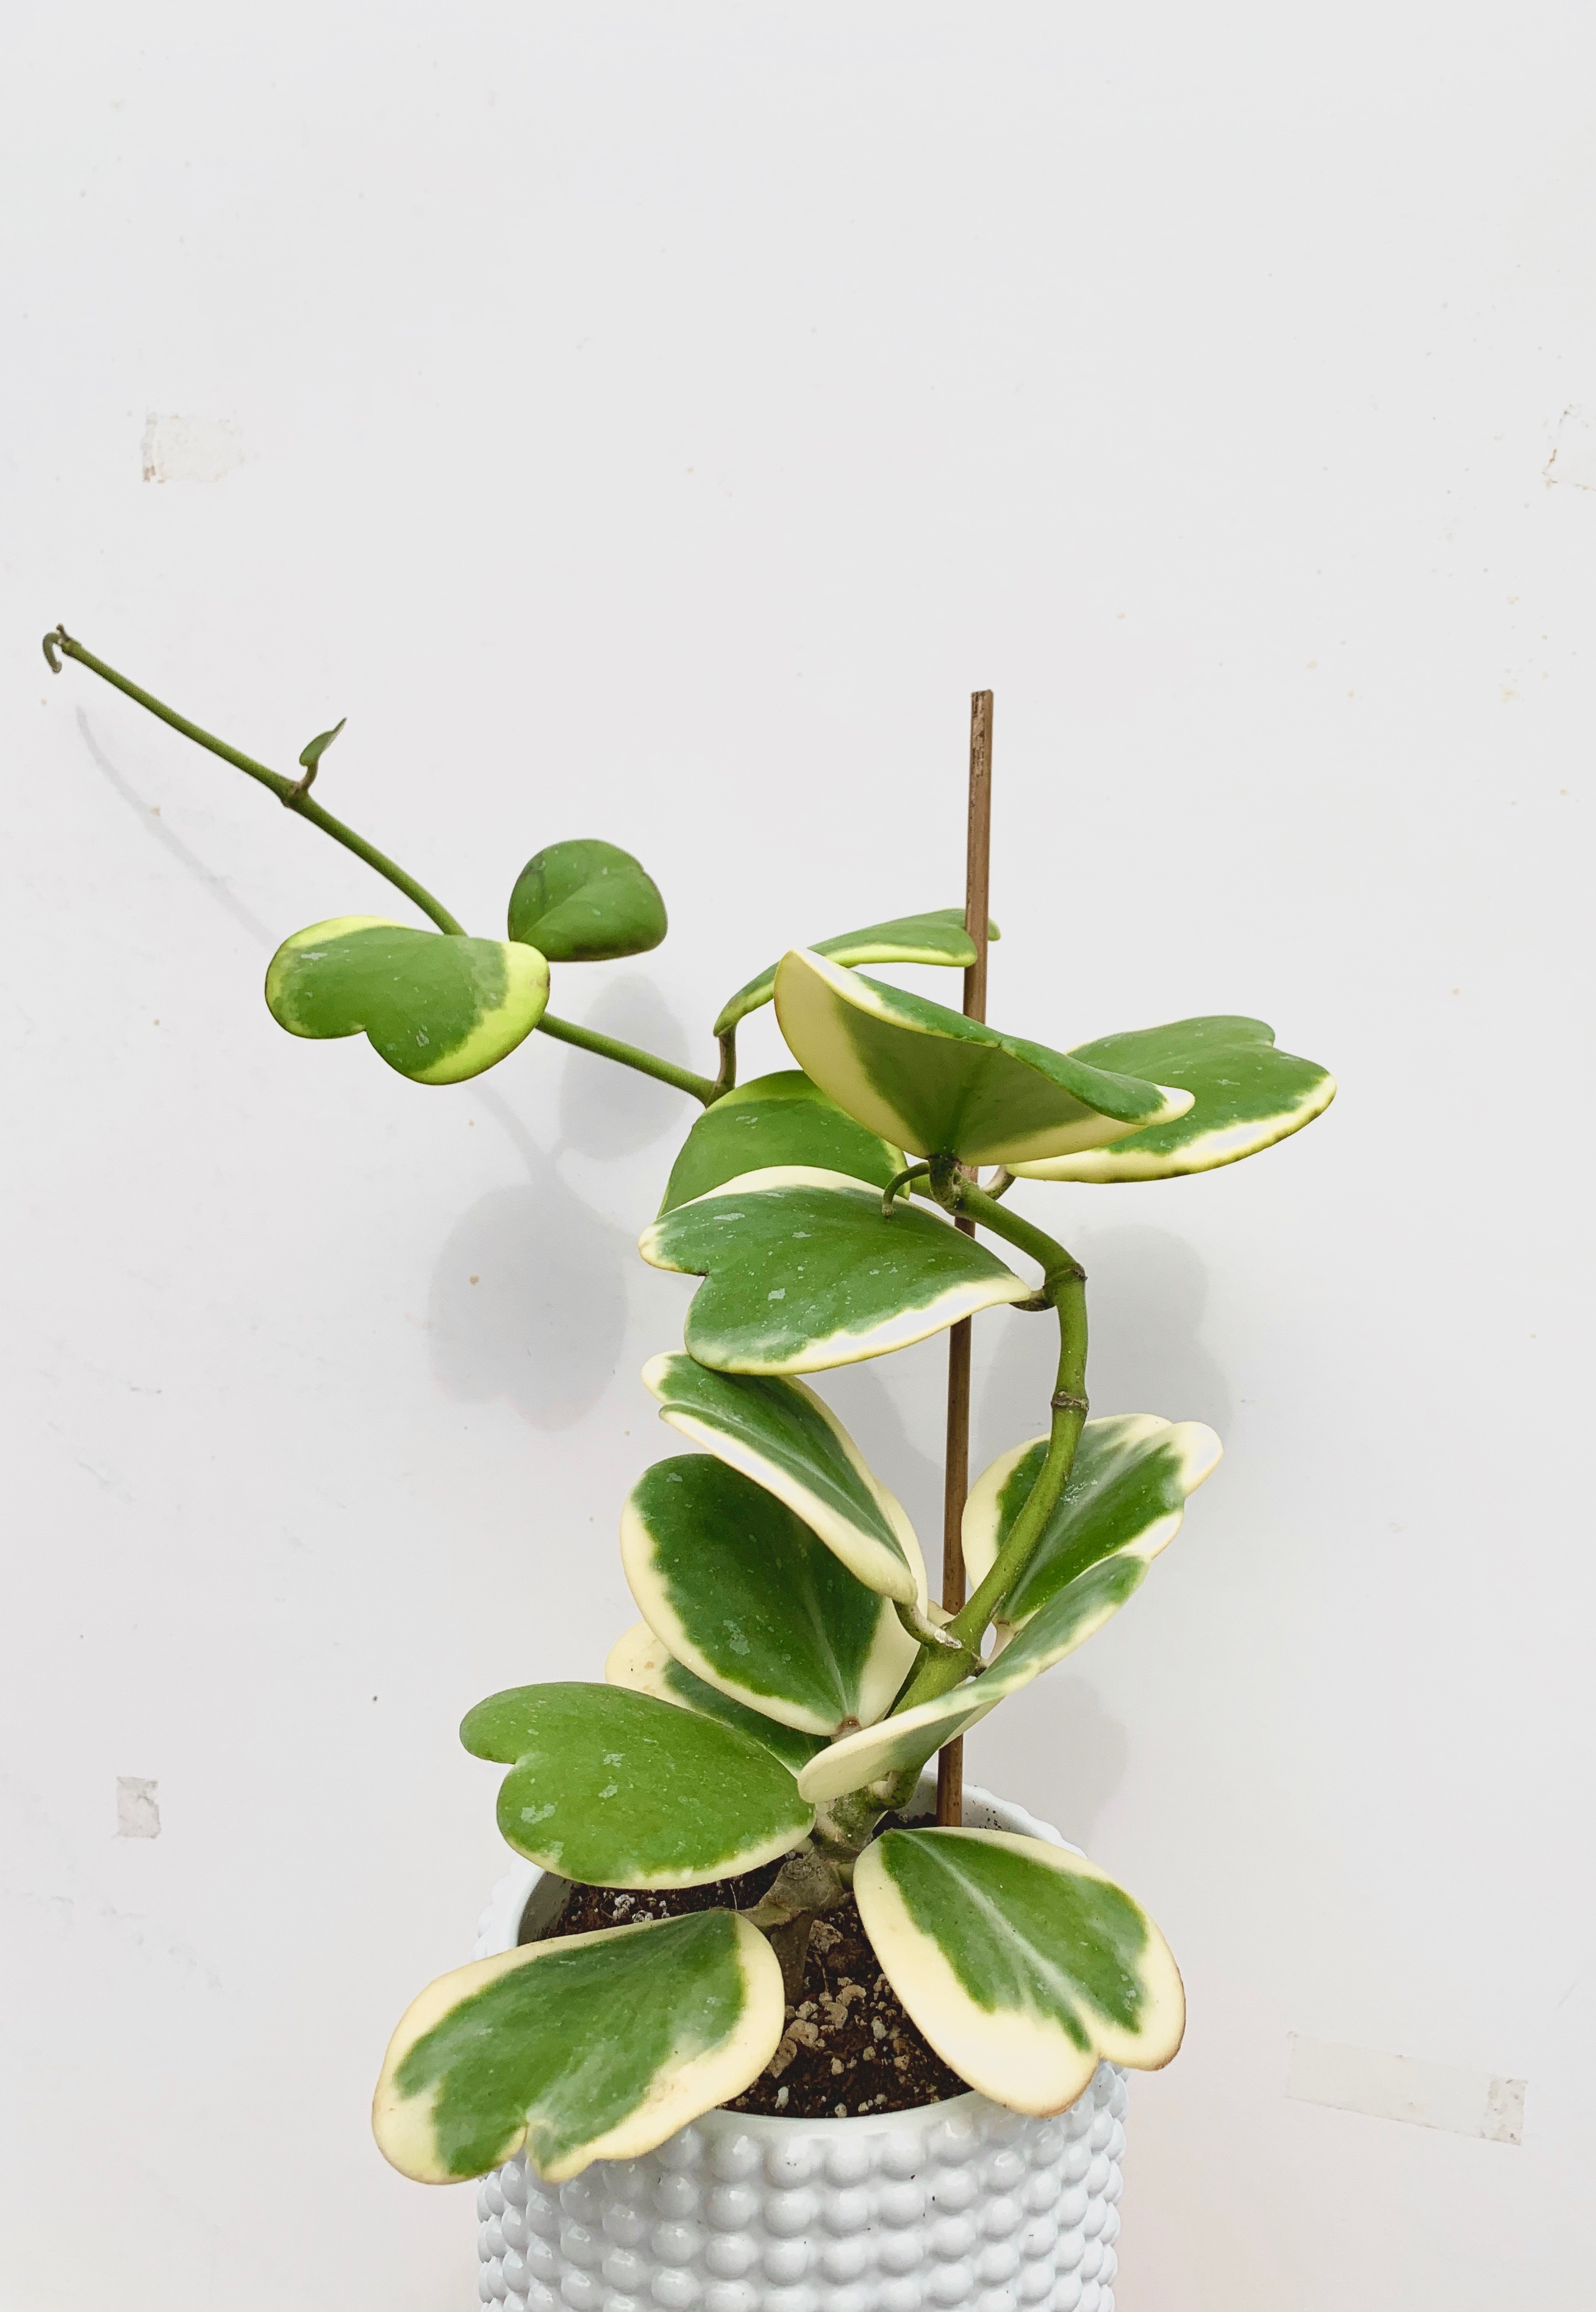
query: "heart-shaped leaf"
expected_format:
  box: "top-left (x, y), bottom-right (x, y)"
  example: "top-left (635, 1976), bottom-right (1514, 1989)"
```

top-left (622, 1456), bottom-right (920, 1736)
top-left (964, 1415), bottom-right (1222, 1629)
top-left (714, 907), bottom-right (1000, 1038)
top-left (1009, 1016), bottom-right (1336, 1181)
top-left (659, 1070), bottom-right (901, 1216)
top-left (774, 950), bottom-right (1193, 1165)
top-left (265, 915), bottom-right (549, 1085)
top-left (797, 1548), bottom-right (1161, 1803)
top-left (606, 1623), bottom-right (827, 1773)
top-left (854, 1828), bottom-right (1184, 2113)
top-left (507, 839), bottom-right (668, 961)
top-left (462, 1682), bottom-right (812, 1887)
top-left (639, 1168), bottom-right (1031, 1373)
top-left (373, 1907), bottom-right (783, 2184)
top-left (642, 1352), bottom-right (922, 1601)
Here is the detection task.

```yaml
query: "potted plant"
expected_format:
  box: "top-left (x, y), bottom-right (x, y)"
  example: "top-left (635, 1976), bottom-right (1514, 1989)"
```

top-left (46, 628), bottom-right (1334, 2312)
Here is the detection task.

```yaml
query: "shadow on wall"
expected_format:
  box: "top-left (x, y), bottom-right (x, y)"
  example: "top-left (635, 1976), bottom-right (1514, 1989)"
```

top-left (430, 983), bottom-right (698, 1431)
top-left (969, 1673), bottom-right (1131, 1851)
top-left (428, 1088), bottom-right (633, 1433)
top-left (77, 708), bottom-right (276, 947)
top-left (76, 706), bottom-right (698, 1433)
top-left (558, 978), bottom-right (698, 1160)
top-left (976, 1221), bottom-right (1233, 1470)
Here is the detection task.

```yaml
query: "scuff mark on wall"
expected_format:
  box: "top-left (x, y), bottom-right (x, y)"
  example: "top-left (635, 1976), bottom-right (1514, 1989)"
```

top-left (140, 412), bottom-right (245, 484)
top-left (115, 1777), bottom-right (160, 1839)
top-left (1544, 406), bottom-right (1596, 490)
top-left (1287, 2033), bottom-right (1525, 2143)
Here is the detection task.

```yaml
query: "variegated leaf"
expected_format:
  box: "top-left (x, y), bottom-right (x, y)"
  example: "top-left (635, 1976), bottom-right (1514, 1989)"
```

top-left (605, 1623), bottom-right (827, 1773)
top-left (639, 1168), bottom-right (1030, 1373)
top-left (373, 1908), bottom-right (783, 2184)
top-left (621, 1456), bottom-right (920, 1736)
top-left (265, 916), bottom-right (549, 1085)
top-left (659, 1070), bottom-right (902, 1216)
top-left (773, 950), bottom-right (1192, 1165)
top-left (714, 907), bottom-right (999, 1038)
top-left (964, 1416), bottom-right (1222, 1629)
top-left (506, 838), bottom-right (667, 962)
top-left (641, 1352), bottom-right (923, 1601)
top-left (1008, 1016), bottom-right (1335, 1181)
top-left (854, 1829), bottom-right (1184, 2113)
top-left (462, 1683), bottom-right (812, 1887)
top-left (797, 1549), bottom-right (1160, 1803)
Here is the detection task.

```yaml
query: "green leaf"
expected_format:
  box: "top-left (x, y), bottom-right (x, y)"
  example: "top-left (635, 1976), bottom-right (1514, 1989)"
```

top-left (774, 950), bottom-right (1193, 1165)
top-left (639, 1168), bottom-right (1031, 1373)
top-left (621, 1455), bottom-right (920, 1736)
top-left (1009, 1015), bottom-right (1336, 1182)
top-left (642, 1351), bottom-right (922, 1601)
top-left (606, 1623), bottom-right (828, 1773)
top-left (797, 1550), bottom-right (1160, 1803)
top-left (714, 906), bottom-right (1000, 1038)
top-left (373, 1907), bottom-right (783, 2184)
top-left (659, 1070), bottom-right (902, 1216)
top-left (461, 1682), bottom-right (813, 1887)
top-left (964, 1415), bottom-right (1222, 1629)
top-left (297, 716), bottom-right (346, 771)
top-left (264, 915), bottom-right (549, 1085)
top-left (854, 1829), bottom-right (1184, 2113)
top-left (507, 838), bottom-right (667, 961)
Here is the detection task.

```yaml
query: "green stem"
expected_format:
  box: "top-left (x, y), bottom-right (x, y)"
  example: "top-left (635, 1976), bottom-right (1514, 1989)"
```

top-left (535, 1011), bottom-right (717, 1105)
top-left (712, 1030), bottom-right (737, 1102)
top-left (45, 628), bottom-right (466, 935)
top-left (889, 1180), bottom-right (1089, 1715)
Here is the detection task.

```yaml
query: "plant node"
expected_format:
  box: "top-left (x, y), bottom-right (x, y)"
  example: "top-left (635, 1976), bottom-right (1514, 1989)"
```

top-left (894, 1598), bottom-right (980, 1664)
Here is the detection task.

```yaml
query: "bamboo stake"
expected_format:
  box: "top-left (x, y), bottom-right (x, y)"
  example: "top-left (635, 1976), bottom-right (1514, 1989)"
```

top-left (936, 691), bottom-right (993, 1827)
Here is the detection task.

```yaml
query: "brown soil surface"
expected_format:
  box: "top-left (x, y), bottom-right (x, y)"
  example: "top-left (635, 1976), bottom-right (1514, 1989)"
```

top-left (537, 1858), bottom-right (967, 2120)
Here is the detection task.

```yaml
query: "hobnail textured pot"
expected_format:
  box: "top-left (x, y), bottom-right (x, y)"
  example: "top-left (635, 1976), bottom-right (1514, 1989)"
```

top-left (472, 1782), bottom-right (1127, 2312)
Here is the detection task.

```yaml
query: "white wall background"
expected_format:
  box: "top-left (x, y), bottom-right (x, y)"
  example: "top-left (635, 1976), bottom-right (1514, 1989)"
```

top-left (4, 5), bottom-right (1592, 2305)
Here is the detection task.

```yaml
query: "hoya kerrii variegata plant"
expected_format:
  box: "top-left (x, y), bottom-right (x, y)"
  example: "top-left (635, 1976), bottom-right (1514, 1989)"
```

top-left (45, 625), bottom-right (1335, 2187)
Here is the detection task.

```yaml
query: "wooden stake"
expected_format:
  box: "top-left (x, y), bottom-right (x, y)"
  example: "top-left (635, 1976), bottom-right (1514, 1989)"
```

top-left (937, 691), bottom-right (993, 1828)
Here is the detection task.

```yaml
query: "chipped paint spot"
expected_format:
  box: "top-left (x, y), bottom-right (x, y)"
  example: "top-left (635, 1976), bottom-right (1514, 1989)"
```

top-left (1287, 2034), bottom-right (1525, 2142)
top-left (115, 1778), bottom-right (160, 1839)
top-left (140, 412), bottom-right (245, 484)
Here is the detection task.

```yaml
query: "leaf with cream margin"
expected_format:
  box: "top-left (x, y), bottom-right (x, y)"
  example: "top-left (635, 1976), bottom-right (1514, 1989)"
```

top-left (854, 1828), bottom-right (1184, 2113)
top-left (714, 907), bottom-right (1000, 1038)
top-left (507, 838), bottom-right (667, 962)
top-left (622, 1456), bottom-right (921, 1736)
top-left (639, 1168), bottom-right (1030, 1374)
top-left (773, 950), bottom-right (1193, 1166)
top-left (797, 1546), bottom-right (1164, 1804)
top-left (373, 1908), bottom-right (783, 2185)
top-left (1008, 1015), bottom-right (1336, 1182)
top-left (641, 1352), bottom-right (923, 1601)
top-left (462, 1683), bottom-right (812, 1887)
top-left (964, 1415), bottom-right (1222, 1630)
top-left (605, 1623), bottom-right (828, 1773)
top-left (265, 916), bottom-right (549, 1085)
top-left (659, 1070), bottom-right (902, 1215)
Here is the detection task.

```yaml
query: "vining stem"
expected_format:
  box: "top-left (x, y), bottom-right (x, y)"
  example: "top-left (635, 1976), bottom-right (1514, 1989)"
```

top-left (45, 626), bottom-right (720, 1105)
top-left (536, 1013), bottom-right (717, 1105)
top-left (889, 1180), bottom-right (1089, 1715)
top-left (44, 628), bottom-right (467, 935)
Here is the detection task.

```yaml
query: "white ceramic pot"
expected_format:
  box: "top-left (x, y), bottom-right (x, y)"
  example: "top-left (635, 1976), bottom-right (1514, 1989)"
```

top-left (472, 1781), bottom-right (1128, 2312)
